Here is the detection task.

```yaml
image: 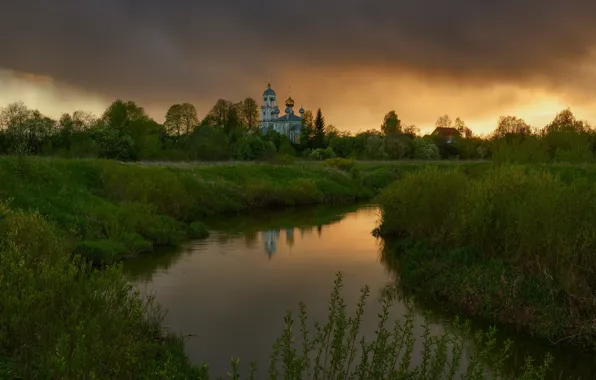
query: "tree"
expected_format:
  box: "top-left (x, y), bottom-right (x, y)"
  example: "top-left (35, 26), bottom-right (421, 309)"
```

top-left (241, 97), bottom-right (260, 131)
top-left (381, 111), bottom-right (401, 135)
top-left (543, 108), bottom-right (586, 134)
top-left (403, 125), bottom-right (420, 137)
top-left (206, 99), bottom-right (234, 127)
top-left (300, 110), bottom-right (315, 149)
top-left (164, 103), bottom-right (199, 137)
top-left (313, 108), bottom-right (325, 149)
top-left (453, 117), bottom-right (473, 138)
top-left (102, 100), bottom-right (149, 130)
top-left (493, 116), bottom-right (532, 139)
top-left (0, 101), bottom-right (30, 130)
top-left (435, 114), bottom-right (453, 129)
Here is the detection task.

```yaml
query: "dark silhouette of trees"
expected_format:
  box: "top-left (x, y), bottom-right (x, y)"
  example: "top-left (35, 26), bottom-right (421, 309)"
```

top-left (313, 108), bottom-right (325, 149)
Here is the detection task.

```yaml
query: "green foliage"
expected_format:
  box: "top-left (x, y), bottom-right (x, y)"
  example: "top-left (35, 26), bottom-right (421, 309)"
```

top-left (410, 137), bottom-right (440, 159)
top-left (235, 134), bottom-right (276, 160)
top-left (324, 158), bottom-right (356, 172)
top-left (278, 139), bottom-right (296, 156)
top-left (0, 203), bottom-right (201, 379)
top-left (91, 123), bottom-right (136, 161)
top-left (188, 221), bottom-right (210, 239)
top-left (377, 165), bottom-right (596, 346)
top-left (188, 125), bottom-right (230, 161)
top-left (309, 147), bottom-right (336, 160)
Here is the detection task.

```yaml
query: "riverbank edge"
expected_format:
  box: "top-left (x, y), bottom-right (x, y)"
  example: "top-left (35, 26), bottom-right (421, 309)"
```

top-left (379, 238), bottom-right (596, 349)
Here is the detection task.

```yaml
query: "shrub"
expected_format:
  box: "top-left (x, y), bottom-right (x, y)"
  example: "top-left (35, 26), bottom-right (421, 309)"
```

top-left (324, 157), bottom-right (355, 172)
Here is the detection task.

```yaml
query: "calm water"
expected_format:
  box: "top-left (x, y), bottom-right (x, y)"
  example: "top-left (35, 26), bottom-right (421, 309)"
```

top-left (123, 204), bottom-right (595, 379)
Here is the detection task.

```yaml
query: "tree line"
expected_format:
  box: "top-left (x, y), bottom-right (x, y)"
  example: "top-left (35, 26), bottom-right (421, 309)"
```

top-left (0, 97), bottom-right (595, 163)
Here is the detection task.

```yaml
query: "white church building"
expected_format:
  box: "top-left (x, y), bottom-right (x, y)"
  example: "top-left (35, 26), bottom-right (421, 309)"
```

top-left (259, 83), bottom-right (304, 143)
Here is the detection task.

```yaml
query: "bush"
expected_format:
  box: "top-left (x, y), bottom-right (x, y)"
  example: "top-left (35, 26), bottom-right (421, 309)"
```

top-left (235, 135), bottom-right (277, 161)
top-left (324, 157), bottom-right (355, 172)
top-left (309, 147), bottom-right (336, 160)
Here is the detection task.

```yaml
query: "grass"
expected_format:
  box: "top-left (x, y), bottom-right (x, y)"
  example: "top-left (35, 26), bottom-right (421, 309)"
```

top-left (376, 164), bottom-right (596, 347)
top-left (0, 156), bottom-right (384, 265)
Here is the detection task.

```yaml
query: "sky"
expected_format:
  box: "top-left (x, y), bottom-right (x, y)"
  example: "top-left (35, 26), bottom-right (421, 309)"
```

top-left (1, 0), bottom-right (596, 135)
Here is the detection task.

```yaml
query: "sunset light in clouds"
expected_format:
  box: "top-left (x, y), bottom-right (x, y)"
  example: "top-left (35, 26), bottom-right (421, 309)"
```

top-left (2, 0), bottom-right (596, 135)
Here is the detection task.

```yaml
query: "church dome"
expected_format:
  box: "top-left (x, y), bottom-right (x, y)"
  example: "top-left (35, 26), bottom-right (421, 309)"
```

top-left (299, 106), bottom-right (305, 114)
top-left (285, 96), bottom-right (295, 107)
top-left (263, 83), bottom-right (276, 96)
top-left (275, 108), bottom-right (280, 114)
top-left (285, 106), bottom-right (292, 114)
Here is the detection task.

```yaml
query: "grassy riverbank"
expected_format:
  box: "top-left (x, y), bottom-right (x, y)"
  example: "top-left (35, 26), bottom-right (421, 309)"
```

top-left (376, 164), bottom-right (596, 348)
top-left (0, 156), bottom-right (383, 265)
top-left (0, 156), bottom-right (548, 378)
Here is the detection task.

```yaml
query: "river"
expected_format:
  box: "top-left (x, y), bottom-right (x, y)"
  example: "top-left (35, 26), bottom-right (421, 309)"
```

top-left (123, 204), bottom-right (595, 379)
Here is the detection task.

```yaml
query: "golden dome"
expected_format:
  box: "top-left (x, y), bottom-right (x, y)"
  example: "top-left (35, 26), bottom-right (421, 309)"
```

top-left (285, 96), bottom-right (295, 107)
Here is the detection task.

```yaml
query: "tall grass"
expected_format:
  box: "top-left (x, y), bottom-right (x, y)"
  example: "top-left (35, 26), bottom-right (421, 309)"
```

top-left (377, 164), bottom-right (596, 346)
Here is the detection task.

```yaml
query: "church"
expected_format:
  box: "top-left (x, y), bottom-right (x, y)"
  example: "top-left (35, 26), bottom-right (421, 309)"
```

top-left (258, 83), bottom-right (304, 143)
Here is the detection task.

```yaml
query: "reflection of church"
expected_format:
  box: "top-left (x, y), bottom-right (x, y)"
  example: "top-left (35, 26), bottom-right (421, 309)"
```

top-left (262, 230), bottom-right (280, 259)
top-left (260, 228), bottom-right (299, 258)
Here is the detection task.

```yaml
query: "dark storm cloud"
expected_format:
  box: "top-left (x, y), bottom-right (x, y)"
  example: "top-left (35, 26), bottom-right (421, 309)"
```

top-left (1, 0), bottom-right (596, 107)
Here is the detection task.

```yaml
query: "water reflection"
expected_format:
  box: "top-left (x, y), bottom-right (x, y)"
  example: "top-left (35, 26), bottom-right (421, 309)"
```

top-left (122, 204), bottom-right (595, 379)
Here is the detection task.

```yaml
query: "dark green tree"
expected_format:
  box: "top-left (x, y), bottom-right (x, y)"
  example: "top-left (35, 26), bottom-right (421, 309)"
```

top-left (313, 108), bottom-right (325, 149)
top-left (381, 111), bottom-right (402, 135)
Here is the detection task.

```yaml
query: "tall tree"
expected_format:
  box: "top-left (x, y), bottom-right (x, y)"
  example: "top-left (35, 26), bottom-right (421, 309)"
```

top-left (207, 99), bottom-right (234, 127)
top-left (381, 111), bottom-right (401, 135)
top-left (300, 110), bottom-right (315, 149)
top-left (453, 117), bottom-right (473, 138)
top-left (164, 104), bottom-right (183, 136)
top-left (544, 108), bottom-right (586, 134)
top-left (493, 116), bottom-right (532, 139)
top-left (0, 101), bottom-right (31, 130)
top-left (164, 103), bottom-right (199, 136)
top-left (435, 114), bottom-right (453, 129)
top-left (313, 108), bottom-right (325, 149)
top-left (241, 97), bottom-right (260, 131)
top-left (102, 100), bottom-right (149, 130)
top-left (402, 124), bottom-right (420, 137)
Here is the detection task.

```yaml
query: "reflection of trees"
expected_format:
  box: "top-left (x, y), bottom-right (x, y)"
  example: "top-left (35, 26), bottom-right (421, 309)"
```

top-left (285, 228), bottom-right (295, 247)
top-left (376, 236), bottom-right (594, 380)
top-left (122, 247), bottom-right (183, 282)
top-left (244, 231), bottom-right (258, 248)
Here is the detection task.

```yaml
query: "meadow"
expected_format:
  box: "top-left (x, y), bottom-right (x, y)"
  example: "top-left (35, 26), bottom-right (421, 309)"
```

top-left (376, 164), bottom-right (596, 348)
top-left (0, 156), bottom-right (553, 378)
